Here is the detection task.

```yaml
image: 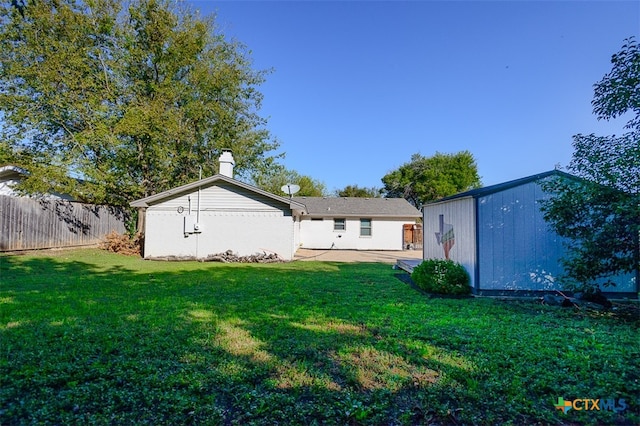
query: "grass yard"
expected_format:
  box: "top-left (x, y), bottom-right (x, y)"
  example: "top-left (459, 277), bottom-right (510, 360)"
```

top-left (1, 249), bottom-right (638, 425)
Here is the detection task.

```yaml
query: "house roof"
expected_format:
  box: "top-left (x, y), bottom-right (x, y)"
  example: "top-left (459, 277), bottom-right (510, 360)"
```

top-left (424, 169), bottom-right (578, 206)
top-left (130, 174), bottom-right (308, 212)
top-left (130, 176), bottom-right (422, 218)
top-left (0, 164), bottom-right (28, 180)
top-left (0, 164), bottom-right (78, 201)
top-left (293, 196), bottom-right (421, 218)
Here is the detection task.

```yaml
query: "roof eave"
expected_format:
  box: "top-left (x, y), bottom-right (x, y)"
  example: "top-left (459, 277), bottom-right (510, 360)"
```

top-left (303, 213), bottom-right (421, 219)
top-left (0, 164), bottom-right (29, 179)
top-left (129, 174), bottom-right (307, 211)
top-left (423, 170), bottom-right (579, 207)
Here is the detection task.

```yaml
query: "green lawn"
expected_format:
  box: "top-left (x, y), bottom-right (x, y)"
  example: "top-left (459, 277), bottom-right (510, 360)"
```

top-left (1, 249), bottom-right (638, 425)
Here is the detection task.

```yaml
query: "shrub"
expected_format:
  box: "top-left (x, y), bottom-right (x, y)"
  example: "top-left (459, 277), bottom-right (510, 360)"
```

top-left (411, 259), bottom-right (471, 295)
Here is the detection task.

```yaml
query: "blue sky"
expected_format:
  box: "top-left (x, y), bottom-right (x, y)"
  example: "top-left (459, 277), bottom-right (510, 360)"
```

top-left (190, 1), bottom-right (639, 193)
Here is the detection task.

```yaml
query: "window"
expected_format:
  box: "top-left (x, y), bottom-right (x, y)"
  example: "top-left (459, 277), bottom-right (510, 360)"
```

top-left (334, 218), bottom-right (345, 231)
top-left (360, 218), bottom-right (372, 236)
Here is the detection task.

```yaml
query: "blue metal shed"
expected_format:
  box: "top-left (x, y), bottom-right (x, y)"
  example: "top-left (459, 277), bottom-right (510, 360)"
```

top-left (421, 170), bottom-right (638, 297)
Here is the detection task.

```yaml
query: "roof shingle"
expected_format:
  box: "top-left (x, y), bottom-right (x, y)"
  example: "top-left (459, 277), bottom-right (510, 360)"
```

top-left (293, 196), bottom-right (420, 218)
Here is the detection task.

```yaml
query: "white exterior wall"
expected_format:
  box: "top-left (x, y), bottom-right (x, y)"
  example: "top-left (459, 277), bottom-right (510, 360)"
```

top-left (299, 217), bottom-right (409, 250)
top-left (0, 177), bottom-right (74, 200)
top-left (143, 182), bottom-right (298, 260)
top-left (0, 178), bottom-right (20, 196)
top-left (422, 197), bottom-right (477, 289)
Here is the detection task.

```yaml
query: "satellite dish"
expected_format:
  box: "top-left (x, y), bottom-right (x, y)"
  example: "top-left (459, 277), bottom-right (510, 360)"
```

top-left (281, 183), bottom-right (300, 197)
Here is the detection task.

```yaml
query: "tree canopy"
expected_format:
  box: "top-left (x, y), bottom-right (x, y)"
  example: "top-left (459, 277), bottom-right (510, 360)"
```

top-left (541, 37), bottom-right (639, 291)
top-left (0, 0), bottom-right (280, 205)
top-left (335, 185), bottom-right (382, 198)
top-left (252, 166), bottom-right (327, 197)
top-left (381, 151), bottom-right (481, 207)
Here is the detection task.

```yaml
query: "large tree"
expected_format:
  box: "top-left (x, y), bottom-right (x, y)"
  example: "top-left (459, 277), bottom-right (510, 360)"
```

top-left (0, 0), bottom-right (280, 205)
top-left (381, 151), bottom-right (481, 207)
top-left (541, 37), bottom-right (639, 291)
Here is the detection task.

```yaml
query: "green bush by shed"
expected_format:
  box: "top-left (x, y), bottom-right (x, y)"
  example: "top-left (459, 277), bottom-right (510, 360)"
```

top-left (411, 259), bottom-right (471, 295)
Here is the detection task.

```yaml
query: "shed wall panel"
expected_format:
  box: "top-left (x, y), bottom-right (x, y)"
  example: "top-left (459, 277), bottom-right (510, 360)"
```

top-left (475, 181), bottom-right (636, 293)
top-left (422, 197), bottom-right (477, 289)
top-left (477, 181), bottom-right (565, 291)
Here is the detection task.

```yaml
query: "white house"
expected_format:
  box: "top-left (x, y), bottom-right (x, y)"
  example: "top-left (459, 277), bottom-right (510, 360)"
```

top-left (422, 170), bottom-right (638, 297)
top-left (0, 165), bottom-right (26, 197)
top-left (131, 152), bottom-right (421, 260)
top-left (130, 152), bottom-right (307, 260)
top-left (294, 196), bottom-right (421, 250)
top-left (0, 164), bottom-right (76, 200)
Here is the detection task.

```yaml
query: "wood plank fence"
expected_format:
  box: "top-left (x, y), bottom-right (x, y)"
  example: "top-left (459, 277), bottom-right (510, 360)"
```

top-left (0, 195), bottom-right (128, 251)
top-left (403, 223), bottom-right (423, 250)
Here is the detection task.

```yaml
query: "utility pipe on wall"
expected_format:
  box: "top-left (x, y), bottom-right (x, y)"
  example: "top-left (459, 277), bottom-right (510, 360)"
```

top-left (197, 166), bottom-right (202, 225)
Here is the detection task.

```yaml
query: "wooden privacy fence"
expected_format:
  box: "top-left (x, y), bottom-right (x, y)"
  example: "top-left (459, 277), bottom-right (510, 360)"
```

top-left (403, 223), bottom-right (423, 250)
top-left (0, 195), bottom-right (128, 251)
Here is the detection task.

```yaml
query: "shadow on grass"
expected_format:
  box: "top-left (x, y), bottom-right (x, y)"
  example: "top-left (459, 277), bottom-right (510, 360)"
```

top-left (1, 254), bottom-right (638, 425)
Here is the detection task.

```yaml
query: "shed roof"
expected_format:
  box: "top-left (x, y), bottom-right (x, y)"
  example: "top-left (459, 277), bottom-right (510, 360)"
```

top-left (424, 170), bottom-right (578, 207)
top-left (130, 174), bottom-right (307, 212)
top-left (293, 196), bottom-right (421, 218)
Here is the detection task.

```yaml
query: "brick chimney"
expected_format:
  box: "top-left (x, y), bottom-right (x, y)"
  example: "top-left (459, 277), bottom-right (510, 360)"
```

top-left (219, 150), bottom-right (235, 178)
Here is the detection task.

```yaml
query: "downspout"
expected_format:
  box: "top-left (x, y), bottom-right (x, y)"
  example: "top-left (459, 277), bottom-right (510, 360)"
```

top-left (196, 167), bottom-right (202, 258)
top-left (291, 210), bottom-right (296, 260)
top-left (197, 166), bottom-right (202, 225)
